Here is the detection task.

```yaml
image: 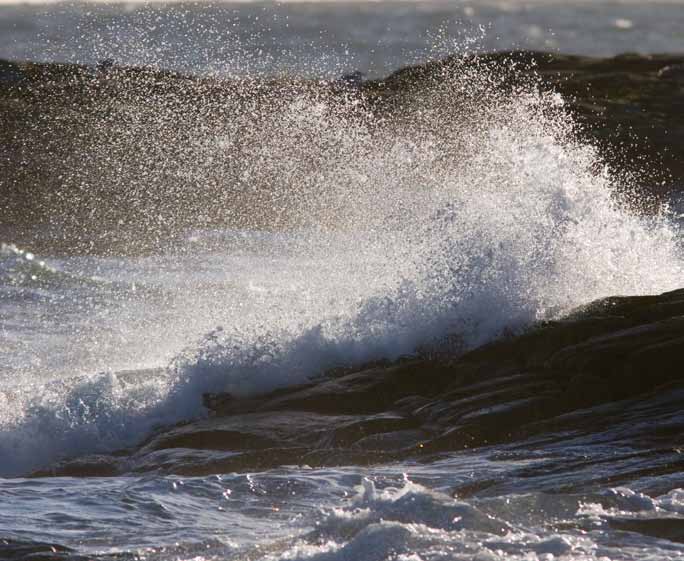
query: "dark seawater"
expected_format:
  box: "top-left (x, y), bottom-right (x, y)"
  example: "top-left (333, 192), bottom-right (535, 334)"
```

top-left (1, 2), bottom-right (684, 560)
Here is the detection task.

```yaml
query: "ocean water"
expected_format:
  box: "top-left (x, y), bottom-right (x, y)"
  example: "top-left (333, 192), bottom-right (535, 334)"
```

top-left (2, 1), bottom-right (684, 560)
top-left (1, 0), bottom-right (684, 77)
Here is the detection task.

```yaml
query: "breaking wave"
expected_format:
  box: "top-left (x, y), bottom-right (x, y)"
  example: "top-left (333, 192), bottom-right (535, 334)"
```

top-left (0, 58), bottom-right (682, 476)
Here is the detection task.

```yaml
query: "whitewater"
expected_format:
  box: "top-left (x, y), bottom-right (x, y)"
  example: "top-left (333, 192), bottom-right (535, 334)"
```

top-left (1, 3), bottom-right (684, 558)
top-left (1, 54), bottom-right (682, 479)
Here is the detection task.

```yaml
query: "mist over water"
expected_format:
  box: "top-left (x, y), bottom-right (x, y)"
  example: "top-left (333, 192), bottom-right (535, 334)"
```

top-left (1, 51), bottom-right (682, 477)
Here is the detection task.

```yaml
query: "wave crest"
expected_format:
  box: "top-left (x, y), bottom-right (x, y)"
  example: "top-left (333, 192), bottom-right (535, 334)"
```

top-left (1, 58), bottom-right (682, 476)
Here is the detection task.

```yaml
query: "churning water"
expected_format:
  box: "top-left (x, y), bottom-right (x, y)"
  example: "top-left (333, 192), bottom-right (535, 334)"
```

top-left (1, 2), bottom-right (684, 560)
top-left (2, 55), bottom-right (682, 476)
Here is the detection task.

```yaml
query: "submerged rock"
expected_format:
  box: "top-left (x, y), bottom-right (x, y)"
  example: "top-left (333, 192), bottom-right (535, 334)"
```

top-left (34, 287), bottom-right (684, 478)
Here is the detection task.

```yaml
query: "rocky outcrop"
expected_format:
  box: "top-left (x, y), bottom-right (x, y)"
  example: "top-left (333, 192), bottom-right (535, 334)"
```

top-left (367, 52), bottom-right (684, 196)
top-left (34, 287), bottom-right (684, 478)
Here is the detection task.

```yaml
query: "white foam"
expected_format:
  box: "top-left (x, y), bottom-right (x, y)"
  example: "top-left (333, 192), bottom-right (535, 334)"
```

top-left (270, 479), bottom-right (605, 561)
top-left (1, 60), bottom-right (682, 476)
top-left (579, 487), bottom-right (684, 519)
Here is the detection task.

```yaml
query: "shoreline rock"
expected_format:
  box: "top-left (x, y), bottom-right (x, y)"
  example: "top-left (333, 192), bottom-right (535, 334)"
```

top-left (33, 287), bottom-right (684, 479)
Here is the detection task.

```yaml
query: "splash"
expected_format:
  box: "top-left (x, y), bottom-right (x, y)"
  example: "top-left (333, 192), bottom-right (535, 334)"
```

top-left (0, 54), bottom-right (682, 476)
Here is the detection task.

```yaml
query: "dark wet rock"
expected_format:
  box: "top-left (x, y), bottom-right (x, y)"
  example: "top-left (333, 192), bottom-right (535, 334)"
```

top-left (609, 516), bottom-right (684, 543)
top-left (0, 538), bottom-right (90, 561)
top-left (334, 70), bottom-right (365, 90)
top-left (35, 287), bottom-right (684, 478)
top-left (96, 58), bottom-right (116, 75)
top-left (0, 60), bottom-right (23, 83)
top-left (658, 63), bottom-right (684, 81)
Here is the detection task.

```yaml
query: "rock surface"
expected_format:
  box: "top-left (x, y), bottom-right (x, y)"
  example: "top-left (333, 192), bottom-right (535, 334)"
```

top-left (34, 287), bottom-right (684, 478)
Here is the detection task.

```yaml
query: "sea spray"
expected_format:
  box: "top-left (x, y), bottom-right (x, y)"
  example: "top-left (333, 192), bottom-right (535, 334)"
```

top-left (0, 56), bottom-right (682, 476)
